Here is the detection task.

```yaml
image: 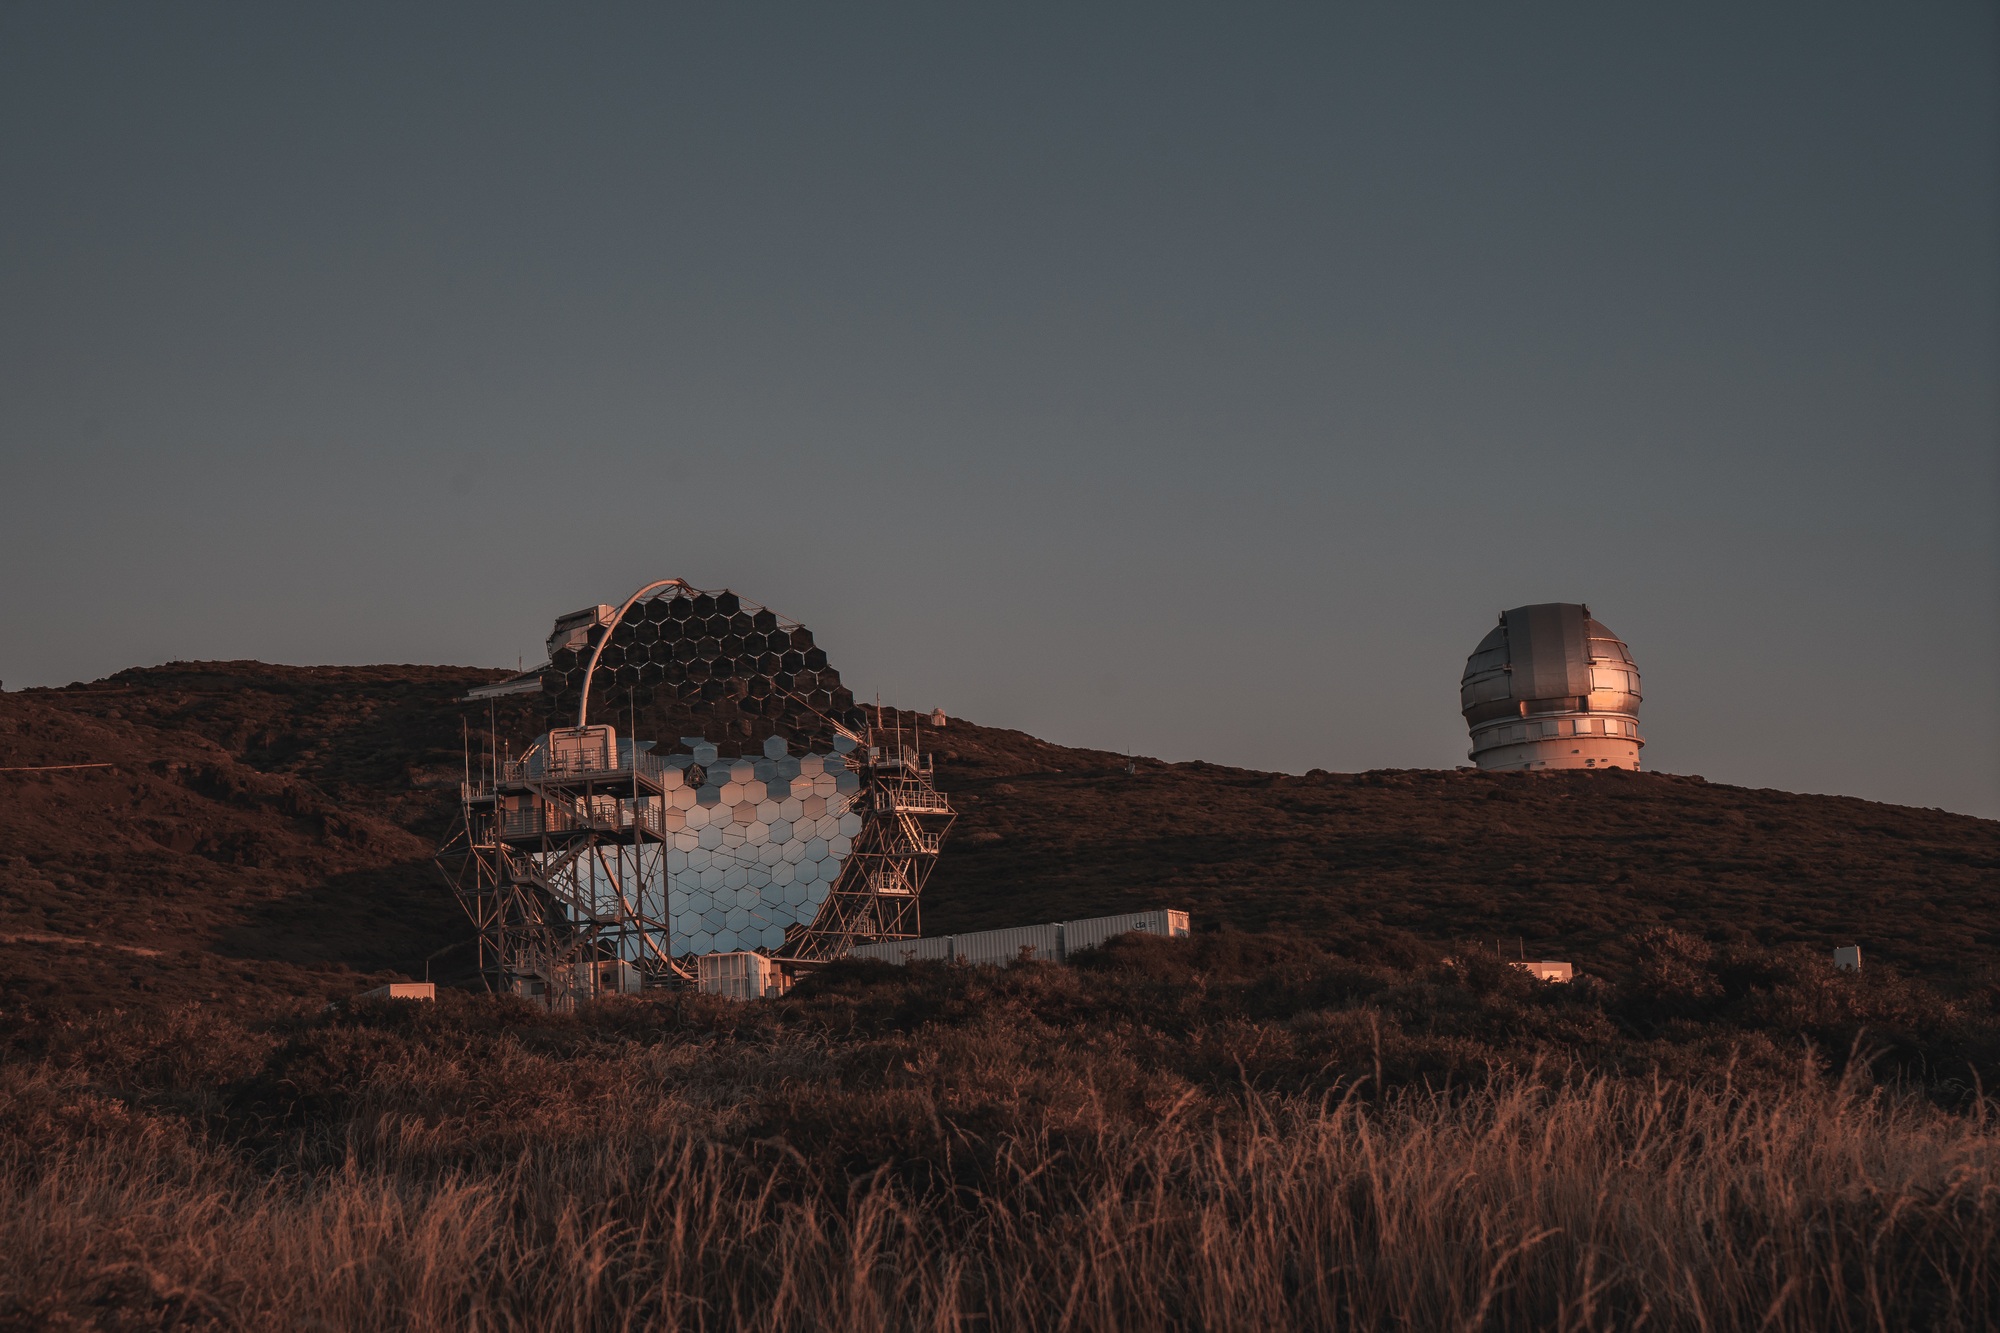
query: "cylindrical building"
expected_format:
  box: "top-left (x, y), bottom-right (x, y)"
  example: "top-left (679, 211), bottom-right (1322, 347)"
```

top-left (1460, 603), bottom-right (1644, 771)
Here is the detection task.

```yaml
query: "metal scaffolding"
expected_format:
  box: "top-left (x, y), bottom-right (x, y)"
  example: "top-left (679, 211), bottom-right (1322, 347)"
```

top-left (436, 727), bottom-right (680, 1003)
top-left (435, 582), bottom-right (955, 1004)
top-left (787, 737), bottom-right (955, 961)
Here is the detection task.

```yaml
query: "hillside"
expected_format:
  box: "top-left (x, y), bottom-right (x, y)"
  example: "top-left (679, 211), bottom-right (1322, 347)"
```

top-left (5, 661), bottom-right (2000, 1330)
top-left (922, 724), bottom-right (2000, 982)
top-left (0, 660), bottom-right (1994, 1011)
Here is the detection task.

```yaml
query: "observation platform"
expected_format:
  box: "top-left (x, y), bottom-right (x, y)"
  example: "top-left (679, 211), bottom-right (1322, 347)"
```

top-left (461, 743), bottom-right (689, 847)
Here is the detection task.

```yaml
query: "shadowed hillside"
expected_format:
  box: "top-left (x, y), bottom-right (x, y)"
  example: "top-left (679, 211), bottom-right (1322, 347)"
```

top-left (915, 712), bottom-right (2000, 982)
top-left (0, 662), bottom-right (1995, 1012)
top-left (4, 663), bottom-right (2000, 1330)
top-left (0, 663), bottom-right (496, 1009)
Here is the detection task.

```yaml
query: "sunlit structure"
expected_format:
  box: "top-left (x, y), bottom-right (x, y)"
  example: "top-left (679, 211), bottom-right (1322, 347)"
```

top-left (846, 909), bottom-right (1191, 968)
top-left (1460, 603), bottom-right (1644, 771)
top-left (437, 580), bottom-right (954, 1004)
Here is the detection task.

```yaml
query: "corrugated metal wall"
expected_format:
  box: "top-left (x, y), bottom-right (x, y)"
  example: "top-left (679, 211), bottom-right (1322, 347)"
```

top-left (1065, 909), bottom-right (1190, 953)
top-left (954, 923), bottom-right (1063, 966)
top-left (844, 909), bottom-right (1190, 969)
top-left (848, 935), bottom-right (956, 964)
top-left (698, 950), bottom-right (780, 999)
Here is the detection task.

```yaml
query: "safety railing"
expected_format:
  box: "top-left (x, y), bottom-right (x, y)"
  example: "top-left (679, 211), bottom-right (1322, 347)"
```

top-left (502, 751), bottom-right (675, 785)
top-left (492, 799), bottom-right (668, 841)
top-left (869, 745), bottom-right (933, 773)
top-left (896, 812), bottom-right (943, 854)
top-left (878, 781), bottom-right (952, 814)
top-left (867, 866), bottom-right (916, 896)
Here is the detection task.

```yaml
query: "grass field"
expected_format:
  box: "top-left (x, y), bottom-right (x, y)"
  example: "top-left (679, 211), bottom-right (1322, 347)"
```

top-left (5, 933), bottom-right (1999, 1330)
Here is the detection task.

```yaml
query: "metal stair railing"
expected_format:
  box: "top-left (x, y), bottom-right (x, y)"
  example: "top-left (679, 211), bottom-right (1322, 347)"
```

top-left (501, 841), bottom-right (592, 902)
top-left (896, 811), bottom-right (942, 854)
top-left (867, 864), bottom-right (915, 896)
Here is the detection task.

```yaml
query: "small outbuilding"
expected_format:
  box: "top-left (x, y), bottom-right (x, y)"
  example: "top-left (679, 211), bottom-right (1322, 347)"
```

top-left (357, 982), bottom-right (435, 1002)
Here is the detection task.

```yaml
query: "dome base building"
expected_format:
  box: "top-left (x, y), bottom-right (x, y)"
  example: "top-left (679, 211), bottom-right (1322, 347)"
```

top-left (1460, 603), bottom-right (1644, 771)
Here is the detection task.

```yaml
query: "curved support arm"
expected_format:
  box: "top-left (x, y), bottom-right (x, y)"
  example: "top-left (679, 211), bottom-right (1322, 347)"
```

top-left (574, 576), bottom-right (869, 749)
top-left (576, 578), bottom-right (693, 729)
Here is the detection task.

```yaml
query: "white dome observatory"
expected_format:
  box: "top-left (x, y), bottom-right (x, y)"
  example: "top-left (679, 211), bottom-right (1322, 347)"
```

top-left (1460, 603), bottom-right (1644, 771)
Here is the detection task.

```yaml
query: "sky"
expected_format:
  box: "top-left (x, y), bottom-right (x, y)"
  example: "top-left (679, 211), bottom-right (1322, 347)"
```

top-left (2, 3), bottom-right (1995, 817)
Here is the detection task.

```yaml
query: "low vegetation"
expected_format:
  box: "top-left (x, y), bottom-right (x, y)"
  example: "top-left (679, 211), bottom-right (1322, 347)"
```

top-left (3, 664), bottom-right (1995, 1325)
top-left (4, 932), bottom-right (1998, 1330)
top-left (6, 666), bottom-right (2000, 1010)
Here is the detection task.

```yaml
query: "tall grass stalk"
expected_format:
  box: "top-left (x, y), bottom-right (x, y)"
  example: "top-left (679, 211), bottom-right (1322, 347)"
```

top-left (3, 1069), bottom-right (1994, 1331)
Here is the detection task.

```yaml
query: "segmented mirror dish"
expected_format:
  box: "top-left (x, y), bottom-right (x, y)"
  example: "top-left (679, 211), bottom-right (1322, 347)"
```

top-left (532, 588), bottom-right (871, 959)
top-left (544, 589), bottom-right (864, 755)
top-left (543, 733), bottom-right (864, 958)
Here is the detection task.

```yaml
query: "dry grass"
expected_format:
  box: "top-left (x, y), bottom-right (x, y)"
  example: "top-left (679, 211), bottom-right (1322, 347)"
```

top-left (5, 931), bottom-right (1998, 1329)
top-left (3, 1042), bottom-right (1996, 1330)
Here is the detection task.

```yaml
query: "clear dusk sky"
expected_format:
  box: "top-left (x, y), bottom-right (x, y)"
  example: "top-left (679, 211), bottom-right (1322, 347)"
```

top-left (2, 4), bottom-right (1995, 817)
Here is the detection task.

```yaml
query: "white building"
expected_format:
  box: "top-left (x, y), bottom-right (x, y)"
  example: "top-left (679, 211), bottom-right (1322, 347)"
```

top-left (1460, 603), bottom-right (1644, 771)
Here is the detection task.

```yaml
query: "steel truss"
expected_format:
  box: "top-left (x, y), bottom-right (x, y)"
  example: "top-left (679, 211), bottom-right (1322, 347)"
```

top-left (789, 742), bottom-right (956, 961)
top-left (436, 742), bottom-right (683, 1005)
top-left (437, 721), bottom-right (955, 1002)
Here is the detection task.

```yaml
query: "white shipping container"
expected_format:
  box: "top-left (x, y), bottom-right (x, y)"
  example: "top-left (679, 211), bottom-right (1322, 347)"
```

top-left (591, 959), bottom-right (644, 995)
top-left (846, 939), bottom-right (898, 963)
top-left (954, 923), bottom-right (1063, 967)
top-left (841, 910), bottom-right (1192, 970)
top-left (698, 951), bottom-right (782, 1000)
top-left (849, 935), bottom-right (956, 964)
top-left (357, 982), bottom-right (435, 1002)
top-left (1063, 909), bottom-right (1191, 954)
